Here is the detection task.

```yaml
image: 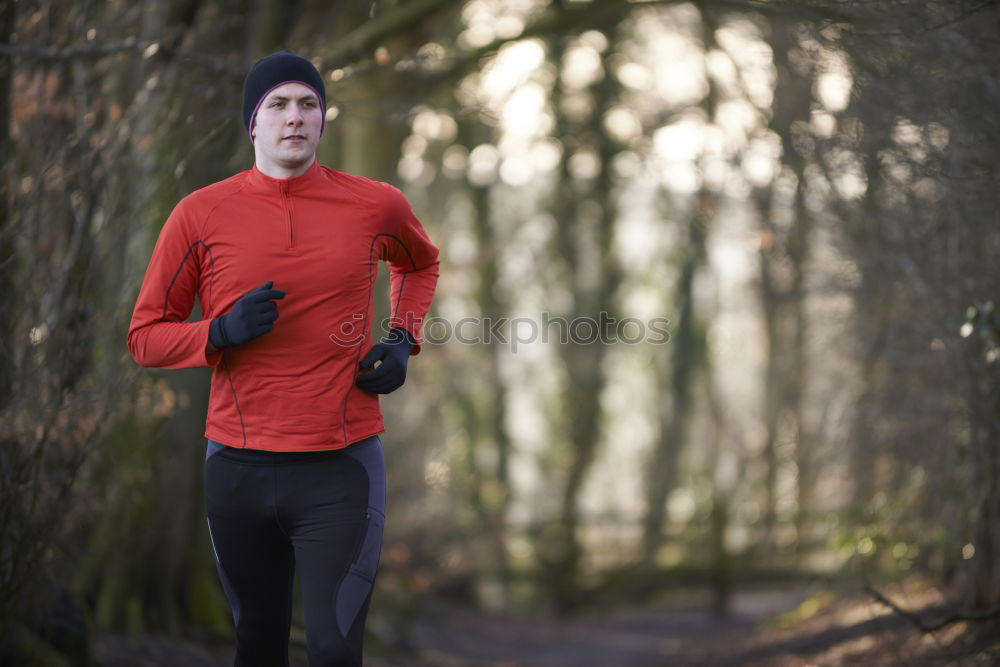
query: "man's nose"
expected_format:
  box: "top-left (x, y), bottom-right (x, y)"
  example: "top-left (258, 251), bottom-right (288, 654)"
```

top-left (286, 104), bottom-right (304, 124)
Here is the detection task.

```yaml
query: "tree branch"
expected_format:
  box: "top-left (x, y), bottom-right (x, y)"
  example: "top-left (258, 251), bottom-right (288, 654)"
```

top-left (321, 0), bottom-right (458, 68)
top-left (843, 0), bottom-right (996, 38)
top-left (865, 584), bottom-right (1000, 633)
top-left (0, 39), bottom-right (240, 75)
top-left (0, 38), bottom-right (146, 60)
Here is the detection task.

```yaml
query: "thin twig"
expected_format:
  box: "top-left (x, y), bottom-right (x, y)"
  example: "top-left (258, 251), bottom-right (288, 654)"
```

top-left (845, 0), bottom-right (996, 38)
top-left (0, 40), bottom-right (240, 75)
top-left (865, 584), bottom-right (1000, 633)
top-left (0, 38), bottom-right (146, 59)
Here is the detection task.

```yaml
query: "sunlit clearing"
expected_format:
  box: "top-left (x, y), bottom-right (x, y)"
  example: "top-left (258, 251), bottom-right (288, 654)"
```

top-left (894, 119), bottom-right (922, 145)
top-left (668, 488), bottom-right (697, 523)
top-left (616, 62), bottom-right (651, 90)
top-left (741, 131), bottom-right (782, 187)
top-left (497, 15), bottom-right (526, 39)
top-left (612, 150), bottom-right (642, 179)
top-left (705, 49), bottom-right (739, 96)
top-left (415, 42), bottom-right (448, 71)
top-left (604, 107), bottom-right (642, 143)
top-left (506, 357), bottom-right (560, 525)
top-left (560, 90), bottom-right (594, 124)
top-left (398, 155), bottom-right (435, 185)
top-left (701, 133), bottom-right (729, 190)
top-left (826, 147), bottom-right (867, 199)
top-left (615, 202), bottom-right (666, 272)
top-left (561, 43), bottom-right (603, 89)
top-left (714, 20), bottom-right (775, 110)
top-left (424, 455), bottom-right (450, 488)
top-left (816, 50), bottom-right (852, 112)
top-left (927, 122), bottom-right (949, 149)
top-left (626, 4), bottom-right (707, 106)
top-left (459, 22), bottom-right (495, 49)
top-left (461, 0), bottom-right (539, 50)
top-left (528, 139), bottom-right (562, 173)
top-left (446, 227), bottom-right (477, 266)
top-left (715, 99), bottom-right (759, 154)
top-left (652, 33), bottom-right (706, 106)
top-left (654, 118), bottom-right (705, 162)
top-left (710, 234), bottom-right (754, 283)
top-left (500, 83), bottom-right (548, 136)
top-left (30, 324), bottom-right (49, 345)
top-left (568, 148), bottom-right (601, 180)
top-left (398, 151), bottom-right (421, 180)
top-left (500, 155), bottom-right (534, 186)
top-left (580, 359), bottom-right (657, 524)
top-left (412, 107), bottom-right (458, 141)
top-left (892, 117), bottom-right (935, 166)
top-left (579, 29), bottom-right (608, 53)
top-left (402, 134), bottom-right (427, 157)
top-left (468, 143), bottom-right (500, 186)
top-left (811, 110), bottom-right (836, 138)
top-left (442, 144), bottom-right (469, 178)
top-left (816, 72), bottom-right (851, 112)
top-left (662, 164), bottom-right (700, 194)
top-left (480, 39), bottom-right (546, 105)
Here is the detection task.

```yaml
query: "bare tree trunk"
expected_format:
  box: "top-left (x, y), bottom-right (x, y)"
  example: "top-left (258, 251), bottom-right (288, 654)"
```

top-left (0, 3), bottom-right (19, 646)
top-left (705, 335), bottom-right (736, 617)
top-left (446, 112), bottom-right (515, 605)
top-left (787, 176), bottom-right (812, 562)
top-left (965, 339), bottom-right (1000, 609)
top-left (0, 0), bottom-right (13, 410)
top-left (753, 200), bottom-right (781, 551)
top-left (748, 16), bottom-right (814, 561)
top-left (642, 195), bottom-right (707, 564)
top-left (472, 183), bottom-right (515, 604)
top-left (543, 20), bottom-right (626, 610)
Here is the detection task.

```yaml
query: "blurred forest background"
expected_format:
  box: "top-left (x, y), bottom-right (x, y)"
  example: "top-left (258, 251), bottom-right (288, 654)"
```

top-left (2, 0), bottom-right (999, 665)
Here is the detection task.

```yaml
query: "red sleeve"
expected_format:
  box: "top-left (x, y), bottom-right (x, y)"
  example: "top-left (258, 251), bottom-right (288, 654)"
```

top-left (379, 185), bottom-right (440, 355)
top-left (126, 198), bottom-right (223, 369)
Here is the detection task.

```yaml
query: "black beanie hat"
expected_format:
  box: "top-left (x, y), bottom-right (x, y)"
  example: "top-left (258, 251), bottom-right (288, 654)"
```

top-left (242, 51), bottom-right (326, 138)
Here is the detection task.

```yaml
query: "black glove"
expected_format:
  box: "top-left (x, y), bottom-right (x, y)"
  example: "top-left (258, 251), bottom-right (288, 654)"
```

top-left (209, 281), bottom-right (286, 349)
top-left (355, 328), bottom-right (414, 394)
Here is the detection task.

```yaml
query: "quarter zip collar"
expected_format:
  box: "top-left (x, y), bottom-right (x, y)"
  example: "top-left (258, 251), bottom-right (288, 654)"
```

top-left (246, 160), bottom-right (322, 251)
top-left (246, 158), bottom-right (323, 195)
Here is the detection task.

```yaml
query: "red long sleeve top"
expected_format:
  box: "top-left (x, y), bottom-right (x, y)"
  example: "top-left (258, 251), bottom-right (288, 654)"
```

top-left (127, 160), bottom-right (440, 451)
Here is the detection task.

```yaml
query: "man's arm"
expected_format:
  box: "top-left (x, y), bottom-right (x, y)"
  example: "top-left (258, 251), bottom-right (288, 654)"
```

top-left (126, 200), bottom-right (223, 369)
top-left (379, 185), bottom-right (440, 355)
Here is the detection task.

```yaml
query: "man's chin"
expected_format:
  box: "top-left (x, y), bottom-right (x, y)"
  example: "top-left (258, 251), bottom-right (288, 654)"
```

top-left (278, 152), bottom-right (316, 168)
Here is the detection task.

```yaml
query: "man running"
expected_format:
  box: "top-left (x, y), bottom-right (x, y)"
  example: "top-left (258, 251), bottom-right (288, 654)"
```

top-left (127, 51), bottom-right (440, 666)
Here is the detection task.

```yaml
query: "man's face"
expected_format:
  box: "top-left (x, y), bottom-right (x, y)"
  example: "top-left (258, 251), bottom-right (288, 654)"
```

top-left (252, 82), bottom-right (323, 178)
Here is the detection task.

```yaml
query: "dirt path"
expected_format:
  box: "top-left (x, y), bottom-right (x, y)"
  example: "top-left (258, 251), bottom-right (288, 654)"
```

top-left (93, 588), bottom-right (796, 667)
top-left (399, 588), bottom-right (806, 667)
top-left (92, 586), bottom-right (997, 666)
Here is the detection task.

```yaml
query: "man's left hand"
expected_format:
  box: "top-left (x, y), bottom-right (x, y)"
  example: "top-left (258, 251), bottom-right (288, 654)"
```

top-left (355, 328), bottom-right (414, 394)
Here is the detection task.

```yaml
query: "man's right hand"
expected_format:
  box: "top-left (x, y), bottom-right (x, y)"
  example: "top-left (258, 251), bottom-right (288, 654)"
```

top-left (209, 281), bottom-right (286, 349)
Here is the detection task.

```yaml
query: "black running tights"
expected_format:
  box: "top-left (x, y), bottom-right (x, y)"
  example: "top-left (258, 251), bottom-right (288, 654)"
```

top-left (204, 436), bottom-right (385, 667)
